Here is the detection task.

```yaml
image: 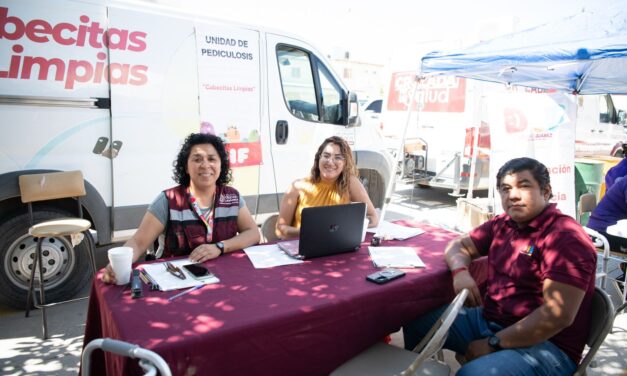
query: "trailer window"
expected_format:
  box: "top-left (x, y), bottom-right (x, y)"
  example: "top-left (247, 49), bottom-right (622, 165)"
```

top-left (599, 95), bottom-right (611, 123)
top-left (277, 47), bottom-right (319, 121)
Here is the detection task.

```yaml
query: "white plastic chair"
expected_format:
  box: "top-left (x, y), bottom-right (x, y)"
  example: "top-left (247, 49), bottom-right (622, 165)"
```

top-left (331, 289), bottom-right (468, 376)
top-left (583, 226), bottom-right (627, 312)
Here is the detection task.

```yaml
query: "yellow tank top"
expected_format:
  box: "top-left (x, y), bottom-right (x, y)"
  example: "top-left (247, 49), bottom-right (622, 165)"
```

top-left (292, 179), bottom-right (349, 228)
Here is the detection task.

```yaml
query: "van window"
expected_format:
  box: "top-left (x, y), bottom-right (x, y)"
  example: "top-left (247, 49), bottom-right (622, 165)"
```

top-left (277, 47), bottom-right (319, 121)
top-left (276, 45), bottom-right (345, 125)
top-left (318, 64), bottom-right (343, 124)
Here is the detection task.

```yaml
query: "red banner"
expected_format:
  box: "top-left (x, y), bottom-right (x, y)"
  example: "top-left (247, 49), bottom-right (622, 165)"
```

top-left (225, 141), bottom-right (262, 167)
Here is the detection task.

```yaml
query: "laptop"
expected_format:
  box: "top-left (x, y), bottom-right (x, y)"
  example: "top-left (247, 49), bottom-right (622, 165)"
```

top-left (278, 202), bottom-right (366, 259)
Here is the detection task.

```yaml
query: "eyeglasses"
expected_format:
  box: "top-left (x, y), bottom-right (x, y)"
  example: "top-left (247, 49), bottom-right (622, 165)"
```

top-left (165, 261), bottom-right (186, 280)
top-left (320, 153), bottom-right (346, 163)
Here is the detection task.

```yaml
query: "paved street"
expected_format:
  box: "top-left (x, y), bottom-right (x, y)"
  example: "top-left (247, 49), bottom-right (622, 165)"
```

top-left (1, 179), bottom-right (626, 375)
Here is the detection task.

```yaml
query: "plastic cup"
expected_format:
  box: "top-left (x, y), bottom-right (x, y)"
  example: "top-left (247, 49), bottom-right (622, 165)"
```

top-left (108, 246), bottom-right (133, 285)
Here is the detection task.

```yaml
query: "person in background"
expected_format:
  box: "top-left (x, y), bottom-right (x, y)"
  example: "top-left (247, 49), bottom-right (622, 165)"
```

top-left (606, 143), bottom-right (627, 190)
top-left (587, 177), bottom-right (627, 251)
top-left (102, 133), bottom-right (260, 284)
top-left (587, 176), bottom-right (627, 281)
top-left (403, 157), bottom-right (596, 376)
top-left (276, 136), bottom-right (379, 239)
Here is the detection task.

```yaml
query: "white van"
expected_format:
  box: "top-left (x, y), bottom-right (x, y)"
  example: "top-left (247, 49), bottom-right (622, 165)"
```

top-left (0, 0), bottom-right (393, 308)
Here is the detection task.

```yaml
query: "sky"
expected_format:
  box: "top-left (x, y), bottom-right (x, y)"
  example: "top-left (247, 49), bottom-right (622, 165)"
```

top-left (143, 0), bottom-right (619, 67)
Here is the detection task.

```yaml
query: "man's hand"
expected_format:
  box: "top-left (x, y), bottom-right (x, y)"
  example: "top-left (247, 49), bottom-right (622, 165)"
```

top-left (453, 270), bottom-right (482, 307)
top-left (465, 337), bottom-right (494, 361)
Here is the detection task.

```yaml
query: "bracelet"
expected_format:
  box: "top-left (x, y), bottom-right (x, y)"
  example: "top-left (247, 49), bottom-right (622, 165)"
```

top-left (451, 266), bottom-right (468, 278)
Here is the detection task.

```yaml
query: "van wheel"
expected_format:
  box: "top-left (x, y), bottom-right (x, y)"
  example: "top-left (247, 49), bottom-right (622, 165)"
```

top-left (0, 209), bottom-right (92, 309)
top-left (359, 169), bottom-right (385, 208)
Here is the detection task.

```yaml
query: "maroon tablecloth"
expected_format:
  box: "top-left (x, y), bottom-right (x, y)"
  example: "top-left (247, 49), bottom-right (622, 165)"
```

top-left (82, 222), bottom-right (478, 376)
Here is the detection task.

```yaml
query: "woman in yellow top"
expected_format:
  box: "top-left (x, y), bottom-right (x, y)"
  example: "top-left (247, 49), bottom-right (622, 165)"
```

top-left (276, 136), bottom-right (379, 239)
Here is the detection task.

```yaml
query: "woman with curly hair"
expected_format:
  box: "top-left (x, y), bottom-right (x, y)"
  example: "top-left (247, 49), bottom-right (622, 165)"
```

top-left (102, 133), bottom-right (259, 284)
top-left (276, 136), bottom-right (379, 239)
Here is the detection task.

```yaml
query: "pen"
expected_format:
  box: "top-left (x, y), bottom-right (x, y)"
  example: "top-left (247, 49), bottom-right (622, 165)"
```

top-left (138, 271), bottom-right (150, 285)
top-left (140, 270), bottom-right (160, 291)
top-left (168, 284), bottom-right (204, 301)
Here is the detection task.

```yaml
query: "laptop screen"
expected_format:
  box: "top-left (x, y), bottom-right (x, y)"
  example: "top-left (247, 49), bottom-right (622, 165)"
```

top-left (295, 202), bottom-right (366, 259)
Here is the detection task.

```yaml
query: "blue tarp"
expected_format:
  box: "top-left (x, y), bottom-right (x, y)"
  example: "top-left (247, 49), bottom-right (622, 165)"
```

top-left (420, 4), bottom-right (627, 94)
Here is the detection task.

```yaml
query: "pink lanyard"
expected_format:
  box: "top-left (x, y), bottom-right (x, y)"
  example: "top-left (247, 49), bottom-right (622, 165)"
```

top-left (188, 188), bottom-right (214, 242)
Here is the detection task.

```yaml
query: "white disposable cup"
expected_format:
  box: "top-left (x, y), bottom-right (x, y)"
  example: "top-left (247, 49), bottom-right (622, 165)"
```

top-left (362, 218), bottom-right (369, 242)
top-left (108, 246), bottom-right (133, 285)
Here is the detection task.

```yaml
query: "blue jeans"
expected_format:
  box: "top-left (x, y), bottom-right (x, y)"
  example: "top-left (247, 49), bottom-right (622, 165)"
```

top-left (402, 304), bottom-right (577, 376)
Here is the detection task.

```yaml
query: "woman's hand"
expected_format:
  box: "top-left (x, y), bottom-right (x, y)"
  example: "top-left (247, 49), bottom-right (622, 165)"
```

top-left (101, 264), bottom-right (117, 284)
top-left (189, 243), bottom-right (222, 262)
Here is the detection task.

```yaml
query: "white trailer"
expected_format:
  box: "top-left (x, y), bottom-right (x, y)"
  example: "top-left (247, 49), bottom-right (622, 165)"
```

top-left (381, 71), bottom-right (626, 195)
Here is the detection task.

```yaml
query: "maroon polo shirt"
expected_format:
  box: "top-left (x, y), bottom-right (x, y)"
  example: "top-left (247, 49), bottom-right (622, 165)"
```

top-left (469, 203), bottom-right (596, 364)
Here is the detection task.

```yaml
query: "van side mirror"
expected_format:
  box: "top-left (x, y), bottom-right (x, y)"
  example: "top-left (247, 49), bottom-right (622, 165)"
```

top-left (345, 92), bottom-right (360, 127)
top-left (618, 110), bottom-right (627, 126)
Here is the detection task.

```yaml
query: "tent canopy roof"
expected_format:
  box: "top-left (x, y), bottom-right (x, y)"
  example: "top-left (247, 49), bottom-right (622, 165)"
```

top-left (420, 5), bottom-right (627, 94)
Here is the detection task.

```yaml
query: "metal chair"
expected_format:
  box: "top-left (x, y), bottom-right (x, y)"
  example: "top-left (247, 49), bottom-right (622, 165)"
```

top-left (578, 192), bottom-right (627, 311)
top-left (19, 170), bottom-right (97, 339)
top-left (261, 214), bottom-right (280, 243)
top-left (331, 289), bottom-right (468, 376)
top-left (81, 338), bottom-right (172, 376)
top-left (574, 286), bottom-right (615, 376)
top-left (577, 192), bottom-right (597, 225)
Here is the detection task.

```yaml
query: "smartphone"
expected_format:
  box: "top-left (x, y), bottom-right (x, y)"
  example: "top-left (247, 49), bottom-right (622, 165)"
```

top-left (366, 268), bottom-right (406, 284)
top-left (92, 137), bottom-right (109, 154)
top-left (183, 264), bottom-right (213, 280)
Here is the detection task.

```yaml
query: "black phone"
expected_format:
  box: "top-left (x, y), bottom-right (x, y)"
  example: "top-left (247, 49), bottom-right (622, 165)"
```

top-left (366, 268), bottom-right (406, 284)
top-left (92, 137), bottom-right (109, 154)
top-left (183, 264), bottom-right (212, 279)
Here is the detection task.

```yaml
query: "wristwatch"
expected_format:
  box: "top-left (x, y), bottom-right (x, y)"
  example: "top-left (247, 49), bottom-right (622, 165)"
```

top-left (215, 241), bottom-right (225, 256)
top-left (488, 335), bottom-right (502, 351)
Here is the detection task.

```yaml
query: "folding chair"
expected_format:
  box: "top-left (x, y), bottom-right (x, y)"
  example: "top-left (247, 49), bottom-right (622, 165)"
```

top-left (573, 286), bottom-right (615, 376)
top-left (19, 170), bottom-right (97, 339)
top-left (81, 338), bottom-right (171, 376)
top-left (577, 192), bottom-right (597, 225)
top-left (261, 214), bottom-right (280, 243)
top-left (331, 289), bottom-right (468, 376)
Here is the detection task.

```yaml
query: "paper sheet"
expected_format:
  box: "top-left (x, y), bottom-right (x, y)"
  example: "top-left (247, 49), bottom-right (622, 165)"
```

top-left (367, 220), bottom-right (425, 240)
top-left (368, 246), bottom-right (426, 268)
top-left (141, 259), bottom-right (219, 291)
top-left (243, 244), bottom-right (304, 268)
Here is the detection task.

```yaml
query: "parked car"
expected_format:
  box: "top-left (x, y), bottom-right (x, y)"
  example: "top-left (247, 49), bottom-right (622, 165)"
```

top-left (359, 98), bottom-right (383, 130)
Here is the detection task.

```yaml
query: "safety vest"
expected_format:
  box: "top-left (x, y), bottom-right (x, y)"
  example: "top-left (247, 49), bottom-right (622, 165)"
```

top-left (163, 184), bottom-right (240, 257)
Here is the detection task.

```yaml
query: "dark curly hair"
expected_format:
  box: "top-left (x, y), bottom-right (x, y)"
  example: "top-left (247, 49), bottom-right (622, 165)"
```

top-left (172, 133), bottom-right (231, 187)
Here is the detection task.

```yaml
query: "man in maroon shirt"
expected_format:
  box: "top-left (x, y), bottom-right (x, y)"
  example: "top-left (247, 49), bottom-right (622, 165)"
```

top-left (403, 157), bottom-right (597, 376)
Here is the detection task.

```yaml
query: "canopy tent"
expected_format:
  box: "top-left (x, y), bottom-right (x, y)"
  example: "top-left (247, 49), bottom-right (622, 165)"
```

top-left (420, 4), bottom-right (627, 95)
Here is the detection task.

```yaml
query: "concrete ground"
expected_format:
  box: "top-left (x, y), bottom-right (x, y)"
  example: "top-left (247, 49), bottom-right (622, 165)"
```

top-left (1, 181), bottom-right (626, 375)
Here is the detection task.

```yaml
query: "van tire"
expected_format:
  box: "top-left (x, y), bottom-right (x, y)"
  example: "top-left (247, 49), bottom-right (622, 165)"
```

top-left (359, 169), bottom-right (385, 208)
top-left (0, 209), bottom-right (92, 309)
